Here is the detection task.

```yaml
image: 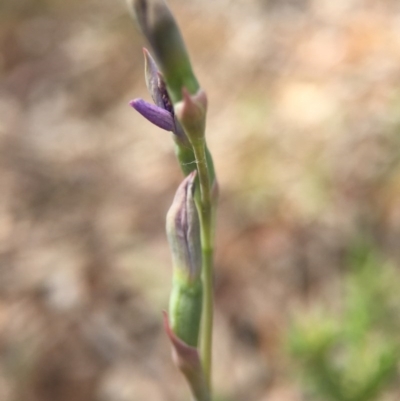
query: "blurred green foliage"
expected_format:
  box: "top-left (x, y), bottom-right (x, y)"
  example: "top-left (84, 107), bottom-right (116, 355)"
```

top-left (288, 243), bottom-right (400, 401)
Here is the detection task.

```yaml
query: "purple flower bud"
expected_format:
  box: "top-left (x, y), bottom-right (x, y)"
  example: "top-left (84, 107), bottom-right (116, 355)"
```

top-left (129, 98), bottom-right (175, 131)
top-left (166, 171), bottom-right (201, 283)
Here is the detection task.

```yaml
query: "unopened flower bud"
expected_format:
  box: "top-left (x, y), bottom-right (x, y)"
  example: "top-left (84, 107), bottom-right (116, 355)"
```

top-left (166, 170), bottom-right (201, 283)
top-left (167, 171), bottom-right (202, 347)
top-left (128, 0), bottom-right (199, 102)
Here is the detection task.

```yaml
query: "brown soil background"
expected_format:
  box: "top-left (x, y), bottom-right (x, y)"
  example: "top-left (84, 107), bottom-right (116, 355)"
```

top-left (1, 0), bottom-right (400, 400)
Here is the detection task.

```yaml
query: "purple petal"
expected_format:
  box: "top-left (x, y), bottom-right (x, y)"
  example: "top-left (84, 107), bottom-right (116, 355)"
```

top-left (129, 98), bottom-right (175, 131)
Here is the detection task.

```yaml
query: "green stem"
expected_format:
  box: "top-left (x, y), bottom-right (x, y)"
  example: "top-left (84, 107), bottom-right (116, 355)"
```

top-left (192, 140), bottom-right (211, 206)
top-left (192, 140), bottom-right (214, 389)
top-left (200, 240), bottom-right (214, 388)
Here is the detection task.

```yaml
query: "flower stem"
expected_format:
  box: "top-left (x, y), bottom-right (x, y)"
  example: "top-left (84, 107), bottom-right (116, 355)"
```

top-left (191, 140), bottom-right (215, 389)
top-left (200, 241), bottom-right (214, 388)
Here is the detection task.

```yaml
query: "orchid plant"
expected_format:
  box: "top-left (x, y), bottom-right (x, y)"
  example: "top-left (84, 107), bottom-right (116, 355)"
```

top-left (127, 1), bottom-right (217, 400)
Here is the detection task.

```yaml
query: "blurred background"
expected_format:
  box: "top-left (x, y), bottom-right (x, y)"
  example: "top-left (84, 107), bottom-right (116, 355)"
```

top-left (1, 0), bottom-right (400, 400)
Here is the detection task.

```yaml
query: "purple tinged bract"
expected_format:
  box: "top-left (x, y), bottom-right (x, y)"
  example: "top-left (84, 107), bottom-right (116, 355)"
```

top-left (174, 88), bottom-right (207, 142)
top-left (144, 48), bottom-right (174, 114)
